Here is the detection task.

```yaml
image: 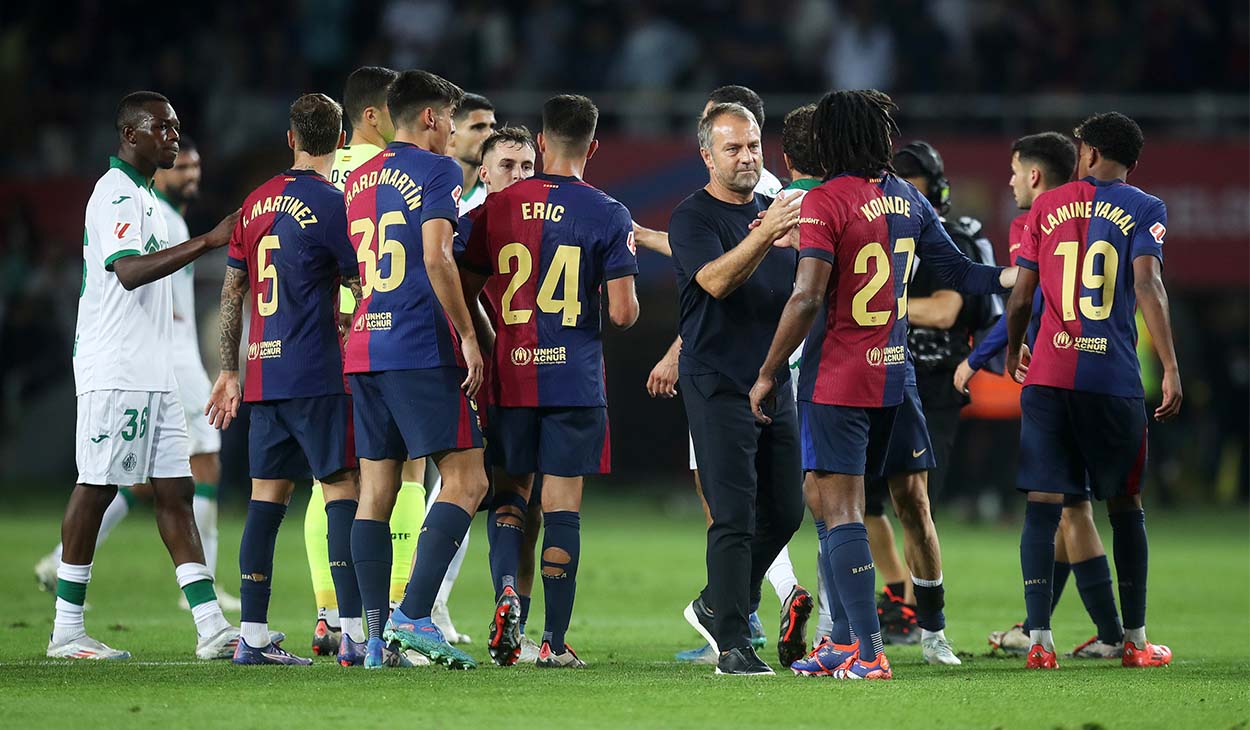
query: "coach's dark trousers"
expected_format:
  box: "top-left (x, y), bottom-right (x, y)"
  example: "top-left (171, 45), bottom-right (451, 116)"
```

top-left (682, 371), bottom-right (804, 651)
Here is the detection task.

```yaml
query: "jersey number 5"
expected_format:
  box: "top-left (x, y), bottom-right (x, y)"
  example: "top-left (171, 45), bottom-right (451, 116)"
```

top-left (257, 235), bottom-right (280, 317)
top-left (352, 211), bottom-right (407, 298)
top-left (498, 243), bottom-right (582, 327)
top-left (1056, 240), bottom-right (1117, 321)
top-left (851, 237), bottom-right (916, 326)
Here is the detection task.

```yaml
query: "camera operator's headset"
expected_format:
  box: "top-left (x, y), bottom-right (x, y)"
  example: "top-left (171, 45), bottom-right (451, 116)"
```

top-left (895, 140), bottom-right (951, 215)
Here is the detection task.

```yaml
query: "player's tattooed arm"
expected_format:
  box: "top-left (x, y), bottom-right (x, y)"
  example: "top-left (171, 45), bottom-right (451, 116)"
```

top-left (206, 266), bottom-right (249, 430)
top-left (217, 266), bottom-right (249, 371)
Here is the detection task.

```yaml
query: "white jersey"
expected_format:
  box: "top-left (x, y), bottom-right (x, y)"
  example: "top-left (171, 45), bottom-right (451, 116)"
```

top-left (756, 167), bottom-right (783, 198)
top-left (74, 157), bottom-right (174, 395)
top-left (155, 191), bottom-right (198, 357)
top-left (459, 178), bottom-right (487, 215)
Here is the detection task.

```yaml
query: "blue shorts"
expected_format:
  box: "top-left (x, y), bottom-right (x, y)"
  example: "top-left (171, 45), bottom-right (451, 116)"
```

top-left (249, 394), bottom-right (356, 480)
top-left (879, 384), bottom-right (938, 477)
top-left (799, 401), bottom-right (898, 476)
top-left (486, 406), bottom-right (609, 477)
top-left (349, 368), bottom-right (483, 462)
top-left (1018, 385), bottom-right (1148, 500)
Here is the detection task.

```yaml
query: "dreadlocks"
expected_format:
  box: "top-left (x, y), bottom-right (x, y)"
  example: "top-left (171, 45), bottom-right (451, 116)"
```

top-left (810, 89), bottom-right (900, 180)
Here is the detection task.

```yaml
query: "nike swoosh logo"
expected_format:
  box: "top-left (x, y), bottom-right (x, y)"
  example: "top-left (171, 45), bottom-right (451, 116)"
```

top-left (912, 448), bottom-right (927, 458)
top-left (90, 434), bottom-right (109, 443)
top-left (111, 196), bottom-right (130, 204)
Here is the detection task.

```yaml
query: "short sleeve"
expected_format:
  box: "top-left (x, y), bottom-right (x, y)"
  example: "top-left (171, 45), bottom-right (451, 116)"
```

top-left (102, 187), bottom-right (146, 271)
top-left (668, 205), bottom-right (726, 283)
top-left (422, 155), bottom-right (463, 226)
top-left (1131, 199), bottom-right (1166, 263)
top-left (321, 199), bottom-right (358, 276)
top-left (601, 204), bottom-right (639, 281)
top-left (1016, 205), bottom-right (1042, 271)
top-left (226, 206), bottom-right (247, 270)
top-left (797, 187), bottom-right (837, 265)
top-left (459, 205), bottom-right (491, 276)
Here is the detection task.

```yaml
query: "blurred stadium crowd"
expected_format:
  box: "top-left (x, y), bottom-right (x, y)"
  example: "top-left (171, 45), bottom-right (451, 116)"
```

top-left (0, 1), bottom-right (1245, 509)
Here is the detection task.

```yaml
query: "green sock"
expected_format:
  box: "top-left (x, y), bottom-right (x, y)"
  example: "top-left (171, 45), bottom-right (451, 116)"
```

top-left (305, 481), bottom-right (338, 613)
top-left (390, 481), bottom-right (427, 603)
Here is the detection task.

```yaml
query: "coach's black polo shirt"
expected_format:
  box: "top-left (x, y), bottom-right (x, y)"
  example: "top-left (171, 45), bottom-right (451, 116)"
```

top-left (669, 190), bottom-right (797, 394)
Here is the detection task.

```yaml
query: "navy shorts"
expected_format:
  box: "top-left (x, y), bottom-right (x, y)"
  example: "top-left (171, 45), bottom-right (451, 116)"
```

top-left (249, 394), bottom-right (356, 480)
top-left (486, 406), bottom-right (609, 477)
top-left (1018, 385), bottom-right (1148, 500)
top-left (349, 368), bottom-right (483, 461)
top-left (878, 383), bottom-right (938, 477)
top-left (799, 401), bottom-right (899, 476)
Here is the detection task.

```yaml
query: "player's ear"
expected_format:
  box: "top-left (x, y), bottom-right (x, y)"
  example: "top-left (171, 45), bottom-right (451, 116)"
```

top-left (1030, 166), bottom-right (1041, 190)
top-left (337, 130), bottom-right (346, 150)
top-left (536, 132), bottom-right (547, 156)
top-left (287, 129), bottom-right (296, 152)
top-left (782, 152), bottom-right (794, 176)
top-left (423, 106), bottom-right (437, 131)
top-left (478, 165), bottom-right (489, 186)
top-left (586, 139), bottom-right (599, 161)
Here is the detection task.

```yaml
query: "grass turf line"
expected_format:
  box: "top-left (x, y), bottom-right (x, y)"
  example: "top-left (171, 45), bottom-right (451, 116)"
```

top-left (1, 495), bottom-right (1246, 729)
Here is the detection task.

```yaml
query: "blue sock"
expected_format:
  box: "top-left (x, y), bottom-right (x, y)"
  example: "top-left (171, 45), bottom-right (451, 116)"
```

top-left (399, 501), bottom-right (473, 622)
top-left (1020, 501), bottom-right (1063, 633)
top-left (1072, 555), bottom-right (1124, 644)
top-left (351, 518), bottom-right (392, 640)
top-left (1026, 560), bottom-right (1070, 631)
top-left (1109, 509), bottom-right (1148, 631)
top-left (519, 594), bottom-right (532, 634)
top-left (815, 520), bottom-right (847, 644)
top-left (825, 523), bottom-right (882, 661)
top-left (239, 499), bottom-right (287, 627)
top-left (325, 499), bottom-right (362, 620)
top-left (487, 491), bottom-right (529, 599)
top-left (541, 511), bottom-right (580, 654)
top-left (912, 578), bottom-right (946, 632)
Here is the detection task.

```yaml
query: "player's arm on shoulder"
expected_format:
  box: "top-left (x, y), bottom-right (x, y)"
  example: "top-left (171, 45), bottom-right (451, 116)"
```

top-left (1133, 252), bottom-right (1181, 422)
top-left (206, 264), bottom-right (249, 430)
top-left (632, 221), bottom-right (671, 257)
top-left (916, 199), bottom-right (1013, 294)
top-left (113, 208), bottom-right (240, 291)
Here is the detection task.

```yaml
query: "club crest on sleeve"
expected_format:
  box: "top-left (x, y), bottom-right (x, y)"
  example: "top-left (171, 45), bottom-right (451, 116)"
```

top-left (626, 230), bottom-right (637, 255)
top-left (452, 184), bottom-right (462, 203)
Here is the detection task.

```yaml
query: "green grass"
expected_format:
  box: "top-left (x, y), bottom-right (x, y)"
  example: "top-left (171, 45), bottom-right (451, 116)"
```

top-left (1, 493), bottom-right (1247, 729)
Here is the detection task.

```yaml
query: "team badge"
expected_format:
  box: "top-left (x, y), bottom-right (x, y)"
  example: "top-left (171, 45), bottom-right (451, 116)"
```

top-left (122, 453), bottom-right (138, 473)
top-left (1053, 331), bottom-right (1073, 349)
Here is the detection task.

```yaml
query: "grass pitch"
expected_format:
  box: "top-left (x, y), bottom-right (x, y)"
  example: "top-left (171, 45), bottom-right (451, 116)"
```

top-left (1, 491), bottom-right (1246, 729)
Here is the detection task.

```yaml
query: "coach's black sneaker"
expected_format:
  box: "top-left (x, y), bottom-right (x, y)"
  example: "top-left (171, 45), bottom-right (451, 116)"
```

top-left (715, 646), bottom-right (775, 676)
top-left (777, 585), bottom-right (814, 668)
top-left (682, 595), bottom-right (719, 653)
top-left (878, 589), bottom-right (919, 645)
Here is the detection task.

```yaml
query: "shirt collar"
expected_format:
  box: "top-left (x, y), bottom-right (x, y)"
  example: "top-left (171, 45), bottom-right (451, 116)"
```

top-left (109, 156), bottom-right (152, 190)
top-left (786, 177), bottom-right (821, 191)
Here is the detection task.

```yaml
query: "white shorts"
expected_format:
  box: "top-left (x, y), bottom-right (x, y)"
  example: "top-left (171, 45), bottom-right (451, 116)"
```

top-left (173, 355), bottom-right (221, 456)
top-left (76, 390), bottom-right (191, 486)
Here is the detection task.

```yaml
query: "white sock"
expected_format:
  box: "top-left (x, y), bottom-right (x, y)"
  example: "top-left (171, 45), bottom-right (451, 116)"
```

top-left (240, 621), bottom-right (270, 648)
top-left (175, 562), bottom-right (230, 638)
top-left (341, 616), bottom-right (365, 643)
top-left (815, 549), bottom-right (832, 644)
top-left (52, 562), bottom-right (93, 643)
top-left (911, 573), bottom-right (943, 588)
top-left (51, 543), bottom-right (63, 564)
top-left (1124, 626), bottom-right (1147, 646)
top-left (436, 528), bottom-right (470, 604)
top-left (321, 608), bottom-right (341, 628)
top-left (921, 628), bottom-right (947, 641)
top-left (1029, 628), bottom-right (1054, 652)
top-left (765, 545), bottom-right (798, 604)
top-left (192, 494), bottom-right (218, 577)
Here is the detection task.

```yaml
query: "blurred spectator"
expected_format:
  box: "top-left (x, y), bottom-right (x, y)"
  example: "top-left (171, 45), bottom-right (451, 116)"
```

top-left (824, 0), bottom-right (897, 91)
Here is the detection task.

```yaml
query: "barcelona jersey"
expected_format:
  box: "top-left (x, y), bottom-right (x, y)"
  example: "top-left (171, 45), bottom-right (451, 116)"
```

top-left (1016, 177), bottom-right (1166, 397)
top-left (227, 169), bottom-right (356, 401)
top-left (461, 173), bottom-right (638, 407)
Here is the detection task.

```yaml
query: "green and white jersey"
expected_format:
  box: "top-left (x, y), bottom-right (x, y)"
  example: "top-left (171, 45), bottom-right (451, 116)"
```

top-left (783, 177), bottom-right (819, 396)
top-left (756, 167), bottom-right (783, 197)
top-left (459, 178), bottom-right (487, 215)
top-left (154, 189), bottom-right (198, 355)
top-left (74, 156), bottom-right (174, 395)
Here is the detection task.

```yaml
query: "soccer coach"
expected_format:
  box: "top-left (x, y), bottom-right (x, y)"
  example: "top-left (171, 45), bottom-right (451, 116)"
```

top-left (670, 102), bottom-right (803, 675)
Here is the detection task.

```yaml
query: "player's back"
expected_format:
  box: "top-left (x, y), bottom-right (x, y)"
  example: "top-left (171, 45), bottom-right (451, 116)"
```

top-left (342, 141), bottom-right (465, 374)
top-left (463, 173), bottom-right (637, 407)
top-left (228, 169), bottom-right (355, 402)
top-left (797, 174), bottom-right (927, 408)
top-left (1016, 177), bottom-right (1166, 397)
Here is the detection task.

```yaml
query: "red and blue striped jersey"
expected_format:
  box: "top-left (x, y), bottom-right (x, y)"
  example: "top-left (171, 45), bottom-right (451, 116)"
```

top-left (227, 169), bottom-right (355, 402)
top-left (461, 173), bottom-right (638, 407)
top-left (342, 141), bottom-right (464, 374)
top-left (1016, 177), bottom-right (1166, 397)
top-left (797, 173), bottom-right (1005, 408)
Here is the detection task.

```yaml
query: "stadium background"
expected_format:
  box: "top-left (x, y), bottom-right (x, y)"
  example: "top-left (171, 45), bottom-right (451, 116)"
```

top-left (0, 0), bottom-right (1246, 515)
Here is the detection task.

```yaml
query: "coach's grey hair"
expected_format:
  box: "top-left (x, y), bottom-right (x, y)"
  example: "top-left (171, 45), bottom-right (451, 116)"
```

top-left (698, 102), bottom-right (758, 150)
